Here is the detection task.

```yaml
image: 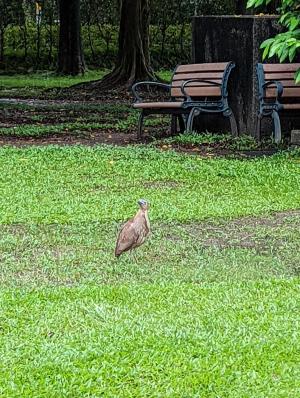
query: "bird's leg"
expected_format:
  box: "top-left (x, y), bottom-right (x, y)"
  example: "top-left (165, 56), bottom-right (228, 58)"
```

top-left (129, 249), bottom-right (138, 263)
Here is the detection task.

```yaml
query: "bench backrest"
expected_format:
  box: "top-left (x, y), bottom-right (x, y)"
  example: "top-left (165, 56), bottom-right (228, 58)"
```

top-left (257, 63), bottom-right (300, 100)
top-left (170, 62), bottom-right (234, 99)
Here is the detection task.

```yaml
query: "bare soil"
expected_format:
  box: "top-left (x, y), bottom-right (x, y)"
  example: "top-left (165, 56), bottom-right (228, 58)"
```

top-left (0, 97), bottom-right (279, 158)
top-left (180, 210), bottom-right (300, 251)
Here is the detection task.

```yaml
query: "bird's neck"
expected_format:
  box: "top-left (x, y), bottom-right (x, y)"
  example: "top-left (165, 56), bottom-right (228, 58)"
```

top-left (144, 209), bottom-right (150, 230)
top-left (136, 209), bottom-right (150, 229)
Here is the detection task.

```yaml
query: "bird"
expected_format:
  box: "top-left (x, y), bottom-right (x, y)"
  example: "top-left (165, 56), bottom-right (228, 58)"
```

top-left (115, 199), bottom-right (150, 257)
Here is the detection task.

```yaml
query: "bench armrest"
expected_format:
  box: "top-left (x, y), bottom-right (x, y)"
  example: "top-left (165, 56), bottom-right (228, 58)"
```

top-left (181, 79), bottom-right (223, 101)
top-left (132, 81), bottom-right (171, 102)
top-left (262, 80), bottom-right (284, 100)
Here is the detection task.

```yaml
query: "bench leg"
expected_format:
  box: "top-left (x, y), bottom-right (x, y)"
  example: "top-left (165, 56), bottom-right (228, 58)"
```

top-left (137, 112), bottom-right (144, 140)
top-left (186, 108), bottom-right (199, 133)
top-left (224, 108), bottom-right (238, 137)
top-left (256, 114), bottom-right (263, 141)
top-left (178, 115), bottom-right (185, 133)
top-left (171, 115), bottom-right (186, 134)
top-left (171, 115), bottom-right (177, 134)
top-left (272, 110), bottom-right (282, 144)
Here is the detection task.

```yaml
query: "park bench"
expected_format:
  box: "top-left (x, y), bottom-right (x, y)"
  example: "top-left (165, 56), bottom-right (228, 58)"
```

top-left (256, 63), bottom-right (300, 143)
top-left (132, 62), bottom-right (237, 139)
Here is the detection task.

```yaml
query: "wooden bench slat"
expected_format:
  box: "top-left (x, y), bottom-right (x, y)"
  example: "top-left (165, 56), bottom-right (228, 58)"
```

top-left (265, 80), bottom-right (299, 88)
top-left (265, 72), bottom-right (297, 80)
top-left (265, 87), bottom-right (300, 98)
top-left (171, 80), bottom-right (222, 88)
top-left (282, 104), bottom-right (300, 110)
top-left (263, 63), bottom-right (300, 72)
top-left (176, 63), bottom-right (229, 73)
top-left (171, 87), bottom-right (221, 97)
top-left (172, 72), bottom-right (224, 81)
top-left (133, 101), bottom-right (183, 109)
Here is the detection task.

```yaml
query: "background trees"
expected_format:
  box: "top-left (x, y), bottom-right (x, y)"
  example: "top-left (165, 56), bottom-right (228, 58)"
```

top-left (0, 0), bottom-right (239, 72)
top-left (0, 0), bottom-right (24, 63)
top-left (57, 0), bottom-right (85, 75)
top-left (1, 0), bottom-right (298, 80)
top-left (95, 0), bottom-right (154, 88)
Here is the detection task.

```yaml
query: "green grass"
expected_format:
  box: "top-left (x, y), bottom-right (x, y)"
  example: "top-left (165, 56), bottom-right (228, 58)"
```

top-left (0, 281), bottom-right (299, 397)
top-left (0, 115), bottom-right (163, 137)
top-left (0, 145), bottom-right (300, 396)
top-left (0, 69), bottom-right (110, 98)
top-left (0, 69), bottom-right (172, 99)
top-left (0, 102), bottom-right (130, 113)
top-left (0, 69), bottom-right (171, 90)
top-left (0, 146), bottom-right (299, 224)
top-left (0, 122), bottom-right (124, 137)
top-left (0, 212), bottom-right (300, 287)
top-left (158, 132), bottom-right (278, 150)
top-left (0, 69), bottom-right (109, 90)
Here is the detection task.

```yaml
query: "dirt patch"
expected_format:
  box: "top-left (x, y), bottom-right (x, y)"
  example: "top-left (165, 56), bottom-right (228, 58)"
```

top-left (0, 97), bottom-right (282, 156)
top-left (0, 132), bottom-right (281, 159)
top-left (181, 210), bottom-right (300, 250)
top-left (171, 147), bottom-right (278, 158)
top-left (143, 181), bottom-right (181, 189)
top-left (0, 131), bottom-right (140, 147)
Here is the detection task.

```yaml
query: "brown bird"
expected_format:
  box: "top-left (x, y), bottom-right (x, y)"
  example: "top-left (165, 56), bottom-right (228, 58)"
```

top-left (115, 199), bottom-right (150, 257)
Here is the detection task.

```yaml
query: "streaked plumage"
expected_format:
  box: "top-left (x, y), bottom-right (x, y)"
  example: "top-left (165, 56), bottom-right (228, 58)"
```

top-left (115, 199), bottom-right (150, 257)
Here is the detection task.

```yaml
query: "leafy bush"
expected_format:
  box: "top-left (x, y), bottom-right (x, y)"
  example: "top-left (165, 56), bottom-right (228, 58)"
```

top-left (247, 0), bottom-right (300, 82)
top-left (2, 23), bottom-right (193, 71)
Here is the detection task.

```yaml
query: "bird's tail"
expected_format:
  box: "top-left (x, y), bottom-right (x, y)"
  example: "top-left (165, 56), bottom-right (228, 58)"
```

top-left (115, 248), bottom-right (121, 257)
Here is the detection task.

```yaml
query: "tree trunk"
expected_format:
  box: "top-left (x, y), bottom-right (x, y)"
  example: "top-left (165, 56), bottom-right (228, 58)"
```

top-left (0, 28), bottom-right (4, 63)
top-left (95, 0), bottom-right (155, 89)
top-left (36, 14), bottom-right (41, 65)
top-left (57, 0), bottom-right (85, 75)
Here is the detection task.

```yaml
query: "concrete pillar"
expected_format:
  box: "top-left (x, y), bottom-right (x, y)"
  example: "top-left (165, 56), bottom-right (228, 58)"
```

top-left (192, 16), bottom-right (281, 136)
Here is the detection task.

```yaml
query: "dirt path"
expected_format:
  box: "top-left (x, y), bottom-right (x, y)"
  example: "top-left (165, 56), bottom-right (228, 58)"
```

top-left (0, 97), bottom-right (280, 157)
top-left (0, 131), bottom-right (139, 147)
top-left (0, 97), bottom-right (131, 107)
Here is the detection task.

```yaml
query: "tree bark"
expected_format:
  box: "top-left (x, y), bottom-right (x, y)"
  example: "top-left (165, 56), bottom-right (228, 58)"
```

top-left (0, 28), bottom-right (4, 63)
top-left (57, 0), bottom-right (85, 75)
top-left (94, 0), bottom-right (155, 89)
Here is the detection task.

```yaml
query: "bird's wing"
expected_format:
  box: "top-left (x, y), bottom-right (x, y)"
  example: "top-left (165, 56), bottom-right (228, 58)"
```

top-left (115, 219), bottom-right (139, 255)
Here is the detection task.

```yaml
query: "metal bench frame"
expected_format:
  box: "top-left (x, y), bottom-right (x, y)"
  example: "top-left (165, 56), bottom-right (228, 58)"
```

top-left (256, 63), bottom-right (300, 143)
top-left (132, 62), bottom-right (237, 139)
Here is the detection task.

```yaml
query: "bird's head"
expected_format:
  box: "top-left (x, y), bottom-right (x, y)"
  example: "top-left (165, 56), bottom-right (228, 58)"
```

top-left (138, 199), bottom-right (149, 210)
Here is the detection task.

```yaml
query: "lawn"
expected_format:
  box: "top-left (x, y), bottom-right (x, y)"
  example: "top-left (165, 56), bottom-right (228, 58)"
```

top-left (0, 70), bottom-right (171, 98)
top-left (0, 145), bottom-right (299, 397)
top-left (0, 70), bottom-right (109, 90)
top-left (0, 72), bottom-right (300, 397)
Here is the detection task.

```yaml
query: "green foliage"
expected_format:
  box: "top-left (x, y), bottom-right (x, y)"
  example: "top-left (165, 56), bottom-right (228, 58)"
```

top-left (1, 23), bottom-right (194, 70)
top-left (0, 117), bottom-right (163, 137)
top-left (160, 133), bottom-right (263, 149)
top-left (158, 132), bottom-right (284, 150)
top-left (247, 0), bottom-right (300, 82)
top-left (1, 0), bottom-right (238, 71)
